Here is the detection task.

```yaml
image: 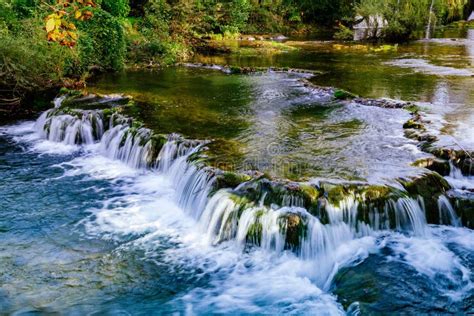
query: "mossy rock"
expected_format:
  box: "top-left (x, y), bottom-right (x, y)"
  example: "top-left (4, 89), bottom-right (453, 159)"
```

top-left (401, 172), bottom-right (450, 197)
top-left (428, 148), bottom-right (474, 176)
top-left (299, 184), bottom-right (320, 203)
top-left (452, 196), bottom-right (474, 229)
top-left (403, 119), bottom-right (424, 130)
top-left (322, 184), bottom-right (350, 206)
top-left (215, 172), bottom-right (253, 190)
top-left (412, 158), bottom-right (450, 176)
top-left (281, 213), bottom-right (307, 250)
top-left (400, 172), bottom-right (450, 223)
top-left (362, 186), bottom-right (393, 201)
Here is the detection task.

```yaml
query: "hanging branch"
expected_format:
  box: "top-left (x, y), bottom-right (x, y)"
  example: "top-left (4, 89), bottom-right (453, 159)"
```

top-left (43, 0), bottom-right (96, 47)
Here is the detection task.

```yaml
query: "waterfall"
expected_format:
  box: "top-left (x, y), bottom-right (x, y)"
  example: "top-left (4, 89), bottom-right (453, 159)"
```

top-left (99, 124), bottom-right (155, 169)
top-left (34, 103), bottom-right (467, 262)
top-left (449, 161), bottom-right (465, 180)
top-left (445, 160), bottom-right (474, 192)
top-left (323, 194), bottom-right (428, 236)
top-left (161, 137), bottom-right (215, 219)
top-left (438, 195), bottom-right (461, 227)
top-left (195, 186), bottom-right (431, 259)
top-left (54, 95), bottom-right (67, 108)
top-left (34, 109), bottom-right (104, 145)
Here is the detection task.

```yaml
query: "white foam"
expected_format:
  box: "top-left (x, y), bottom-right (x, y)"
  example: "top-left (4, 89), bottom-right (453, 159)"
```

top-left (3, 105), bottom-right (473, 313)
top-left (0, 121), bottom-right (81, 155)
top-left (386, 232), bottom-right (473, 301)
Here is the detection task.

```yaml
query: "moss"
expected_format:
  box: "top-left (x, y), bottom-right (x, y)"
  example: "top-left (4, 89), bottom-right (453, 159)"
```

top-left (453, 197), bottom-right (474, 229)
top-left (215, 172), bottom-right (252, 190)
top-left (299, 184), bottom-right (320, 203)
top-left (59, 88), bottom-right (83, 97)
top-left (404, 104), bottom-right (421, 114)
top-left (229, 66), bottom-right (243, 74)
top-left (228, 193), bottom-right (252, 207)
top-left (102, 107), bottom-right (119, 118)
top-left (403, 119), bottom-right (424, 130)
top-left (326, 185), bottom-right (349, 206)
top-left (255, 209), bottom-right (265, 219)
top-left (402, 172), bottom-right (450, 196)
top-left (334, 89), bottom-right (357, 100)
top-left (283, 213), bottom-right (306, 250)
top-left (412, 158), bottom-right (450, 176)
top-left (362, 186), bottom-right (392, 201)
top-left (52, 107), bottom-right (81, 117)
top-left (131, 120), bottom-right (145, 129)
top-left (246, 221), bottom-right (263, 246)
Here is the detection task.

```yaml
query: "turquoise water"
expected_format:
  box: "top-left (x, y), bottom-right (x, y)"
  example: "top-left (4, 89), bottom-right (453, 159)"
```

top-left (1, 28), bottom-right (474, 314)
top-left (1, 121), bottom-right (473, 314)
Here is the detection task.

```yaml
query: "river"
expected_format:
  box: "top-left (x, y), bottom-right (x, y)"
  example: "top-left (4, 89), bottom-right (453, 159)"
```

top-left (0, 27), bottom-right (473, 314)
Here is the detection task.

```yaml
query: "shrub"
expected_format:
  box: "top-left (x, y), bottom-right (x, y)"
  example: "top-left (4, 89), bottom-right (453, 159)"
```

top-left (334, 24), bottom-right (354, 40)
top-left (0, 17), bottom-right (77, 107)
top-left (98, 0), bottom-right (131, 18)
top-left (76, 8), bottom-right (126, 72)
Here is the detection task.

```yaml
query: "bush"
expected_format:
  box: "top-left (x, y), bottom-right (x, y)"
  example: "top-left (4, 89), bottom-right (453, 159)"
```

top-left (76, 8), bottom-right (126, 72)
top-left (11, 0), bottom-right (38, 18)
top-left (0, 18), bottom-right (77, 106)
top-left (334, 24), bottom-right (354, 40)
top-left (98, 0), bottom-right (130, 18)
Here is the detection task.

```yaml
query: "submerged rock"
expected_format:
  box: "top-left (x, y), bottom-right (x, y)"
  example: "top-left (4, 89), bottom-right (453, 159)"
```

top-left (353, 97), bottom-right (410, 109)
top-left (180, 63), bottom-right (322, 77)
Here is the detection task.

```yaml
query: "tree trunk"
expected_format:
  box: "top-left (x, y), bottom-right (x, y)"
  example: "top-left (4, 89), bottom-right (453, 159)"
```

top-left (426, 0), bottom-right (435, 39)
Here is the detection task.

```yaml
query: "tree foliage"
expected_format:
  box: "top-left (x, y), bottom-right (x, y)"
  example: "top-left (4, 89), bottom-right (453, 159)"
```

top-left (76, 7), bottom-right (126, 71)
top-left (1, 0), bottom-right (471, 113)
top-left (98, 0), bottom-right (131, 17)
top-left (45, 0), bottom-right (96, 47)
top-left (356, 0), bottom-right (470, 41)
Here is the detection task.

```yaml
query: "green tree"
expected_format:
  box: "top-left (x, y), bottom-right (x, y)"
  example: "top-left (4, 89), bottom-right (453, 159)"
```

top-left (98, 0), bottom-right (131, 17)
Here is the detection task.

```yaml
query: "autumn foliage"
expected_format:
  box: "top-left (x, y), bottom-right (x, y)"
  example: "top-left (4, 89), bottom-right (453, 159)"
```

top-left (45, 0), bottom-right (96, 47)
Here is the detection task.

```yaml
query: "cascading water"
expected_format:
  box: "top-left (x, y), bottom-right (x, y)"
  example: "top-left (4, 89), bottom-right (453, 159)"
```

top-left (32, 103), bottom-right (464, 255)
top-left (445, 160), bottom-right (474, 193)
top-left (438, 195), bottom-right (461, 227)
top-left (18, 100), bottom-right (471, 313)
top-left (34, 109), bottom-right (104, 145)
top-left (99, 123), bottom-right (154, 169)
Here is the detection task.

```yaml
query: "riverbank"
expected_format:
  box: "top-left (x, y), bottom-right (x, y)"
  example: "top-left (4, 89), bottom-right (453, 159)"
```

top-left (1, 0), bottom-right (472, 121)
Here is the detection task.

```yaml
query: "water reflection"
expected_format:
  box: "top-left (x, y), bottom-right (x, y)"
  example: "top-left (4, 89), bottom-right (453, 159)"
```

top-left (91, 27), bottom-right (474, 180)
